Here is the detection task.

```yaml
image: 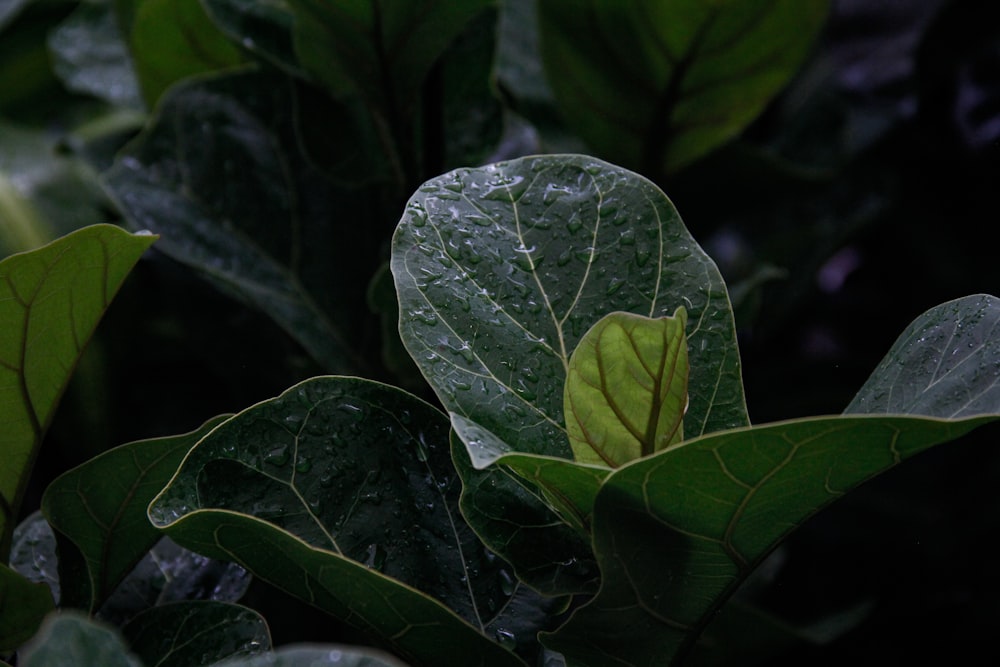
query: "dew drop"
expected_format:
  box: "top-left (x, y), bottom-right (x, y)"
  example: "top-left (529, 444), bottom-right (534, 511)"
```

top-left (264, 445), bottom-right (290, 467)
top-left (494, 628), bottom-right (517, 649)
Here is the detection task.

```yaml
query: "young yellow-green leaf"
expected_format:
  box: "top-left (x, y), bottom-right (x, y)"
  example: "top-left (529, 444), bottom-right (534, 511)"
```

top-left (0, 224), bottom-right (156, 560)
top-left (42, 415), bottom-right (231, 612)
top-left (566, 308), bottom-right (689, 467)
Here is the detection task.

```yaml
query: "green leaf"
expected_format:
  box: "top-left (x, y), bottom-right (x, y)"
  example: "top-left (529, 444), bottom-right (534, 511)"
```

top-left (538, 0), bottom-right (829, 177)
top-left (543, 413), bottom-right (1000, 666)
top-left (103, 69), bottom-right (375, 374)
top-left (393, 154), bottom-right (746, 456)
top-left (288, 0), bottom-right (491, 109)
top-left (149, 376), bottom-right (527, 667)
top-left (41, 416), bottom-right (230, 612)
top-left (126, 0), bottom-right (245, 106)
top-left (47, 1), bottom-right (144, 110)
top-left (202, 0), bottom-right (305, 77)
top-left (565, 308), bottom-right (689, 466)
top-left (19, 612), bottom-right (141, 667)
top-left (0, 563), bottom-right (54, 652)
top-left (0, 224), bottom-right (156, 559)
top-left (449, 424), bottom-right (603, 595)
top-left (846, 294), bottom-right (1000, 417)
top-left (392, 155), bottom-right (745, 588)
top-left (121, 601), bottom-right (270, 667)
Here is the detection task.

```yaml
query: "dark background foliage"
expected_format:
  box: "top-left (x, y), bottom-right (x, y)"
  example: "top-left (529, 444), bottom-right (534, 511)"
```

top-left (2, 0), bottom-right (999, 663)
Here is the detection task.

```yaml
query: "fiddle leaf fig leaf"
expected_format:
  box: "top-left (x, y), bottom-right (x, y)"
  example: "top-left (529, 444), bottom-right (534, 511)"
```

top-left (566, 307), bottom-right (689, 467)
top-left (0, 224), bottom-right (155, 560)
top-left (538, 0), bottom-right (829, 176)
top-left (544, 413), bottom-right (1000, 666)
top-left (393, 154), bottom-right (745, 595)
top-left (0, 563), bottom-right (54, 652)
top-left (42, 415), bottom-right (231, 612)
top-left (846, 294), bottom-right (1000, 417)
top-left (149, 376), bottom-right (529, 667)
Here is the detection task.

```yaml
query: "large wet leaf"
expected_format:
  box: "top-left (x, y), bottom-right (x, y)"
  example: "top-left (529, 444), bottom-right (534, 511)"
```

top-left (149, 376), bottom-right (527, 667)
top-left (565, 308), bottom-right (689, 466)
top-left (103, 69), bottom-right (378, 374)
top-left (538, 0), bottom-right (829, 177)
top-left (0, 224), bottom-right (155, 558)
top-left (543, 413), bottom-right (1000, 666)
top-left (121, 601), bottom-right (269, 666)
top-left (846, 294), bottom-right (1000, 416)
top-left (391, 154), bottom-right (745, 590)
top-left (42, 416), bottom-right (230, 612)
top-left (393, 153), bottom-right (745, 455)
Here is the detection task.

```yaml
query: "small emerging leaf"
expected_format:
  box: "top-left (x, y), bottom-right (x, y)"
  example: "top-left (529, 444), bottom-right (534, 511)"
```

top-left (565, 308), bottom-right (689, 466)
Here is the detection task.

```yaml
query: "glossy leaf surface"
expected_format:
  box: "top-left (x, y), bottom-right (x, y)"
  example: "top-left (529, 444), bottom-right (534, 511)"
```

top-left (538, 0), bottom-right (829, 176)
top-left (0, 224), bottom-right (155, 558)
top-left (149, 376), bottom-right (527, 667)
top-left (846, 294), bottom-right (1000, 416)
top-left (565, 308), bottom-right (689, 466)
top-left (392, 154), bottom-right (745, 591)
top-left (121, 601), bottom-right (269, 667)
top-left (42, 416), bottom-right (230, 612)
top-left (544, 414), bottom-right (999, 666)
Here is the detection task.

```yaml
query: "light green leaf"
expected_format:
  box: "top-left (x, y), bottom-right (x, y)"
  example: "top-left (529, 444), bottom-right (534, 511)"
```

top-left (565, 308), bottom-right (689, 466)
top-left (42, 416), bottom-right (231, 612)
top-left (0, 563), bottom-right (54, 652)
top-left (543, 413), bottom-right (1000, 666)
top-left (18, 612), bottom-right (140, 667)
top-left (149, 376), bottom-right (527, 667)
top-left (538, 0), bottom-right (829, 176)
top-left (0, 224), bottom-right (156, 559)
top-left (121, 601), bottom-right (269, 667)
top-left (846, 294), bottom-right (1000, 417)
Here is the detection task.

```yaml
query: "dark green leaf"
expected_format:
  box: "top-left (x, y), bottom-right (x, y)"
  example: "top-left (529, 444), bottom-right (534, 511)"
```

top-left (393, 154), bottom-right (746, 455)
top-left (565, 308), bottom-right (689, 466)
top-left (542, 414), bottom-right (999, 666)
top-left (846, 294), bottom-right (1000, 417)
top-left (288, 0), bottom-right (491, 110)
top-left (148, 376), bottom-right (527, 667)
top-left (202, 0), bottom-right (305, 77)
top-left (121, 601), bottom-right (269, 667)
top-left (450, 426), bottom-right (602, 595)
top-left (103, 69), bottom-right (375, 374)
top-left (0, 563), bottom-right (54, 652)
top-left (41, 416), bottom-right (231, 612)
top-left (0, 224), bottom-right (156, 559)
top-left (538, 0), bottom-right (829, 177)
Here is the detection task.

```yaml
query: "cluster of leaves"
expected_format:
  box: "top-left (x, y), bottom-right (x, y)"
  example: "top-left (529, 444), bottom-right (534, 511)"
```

top-left (2, 0), bottom-right (999, 666)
